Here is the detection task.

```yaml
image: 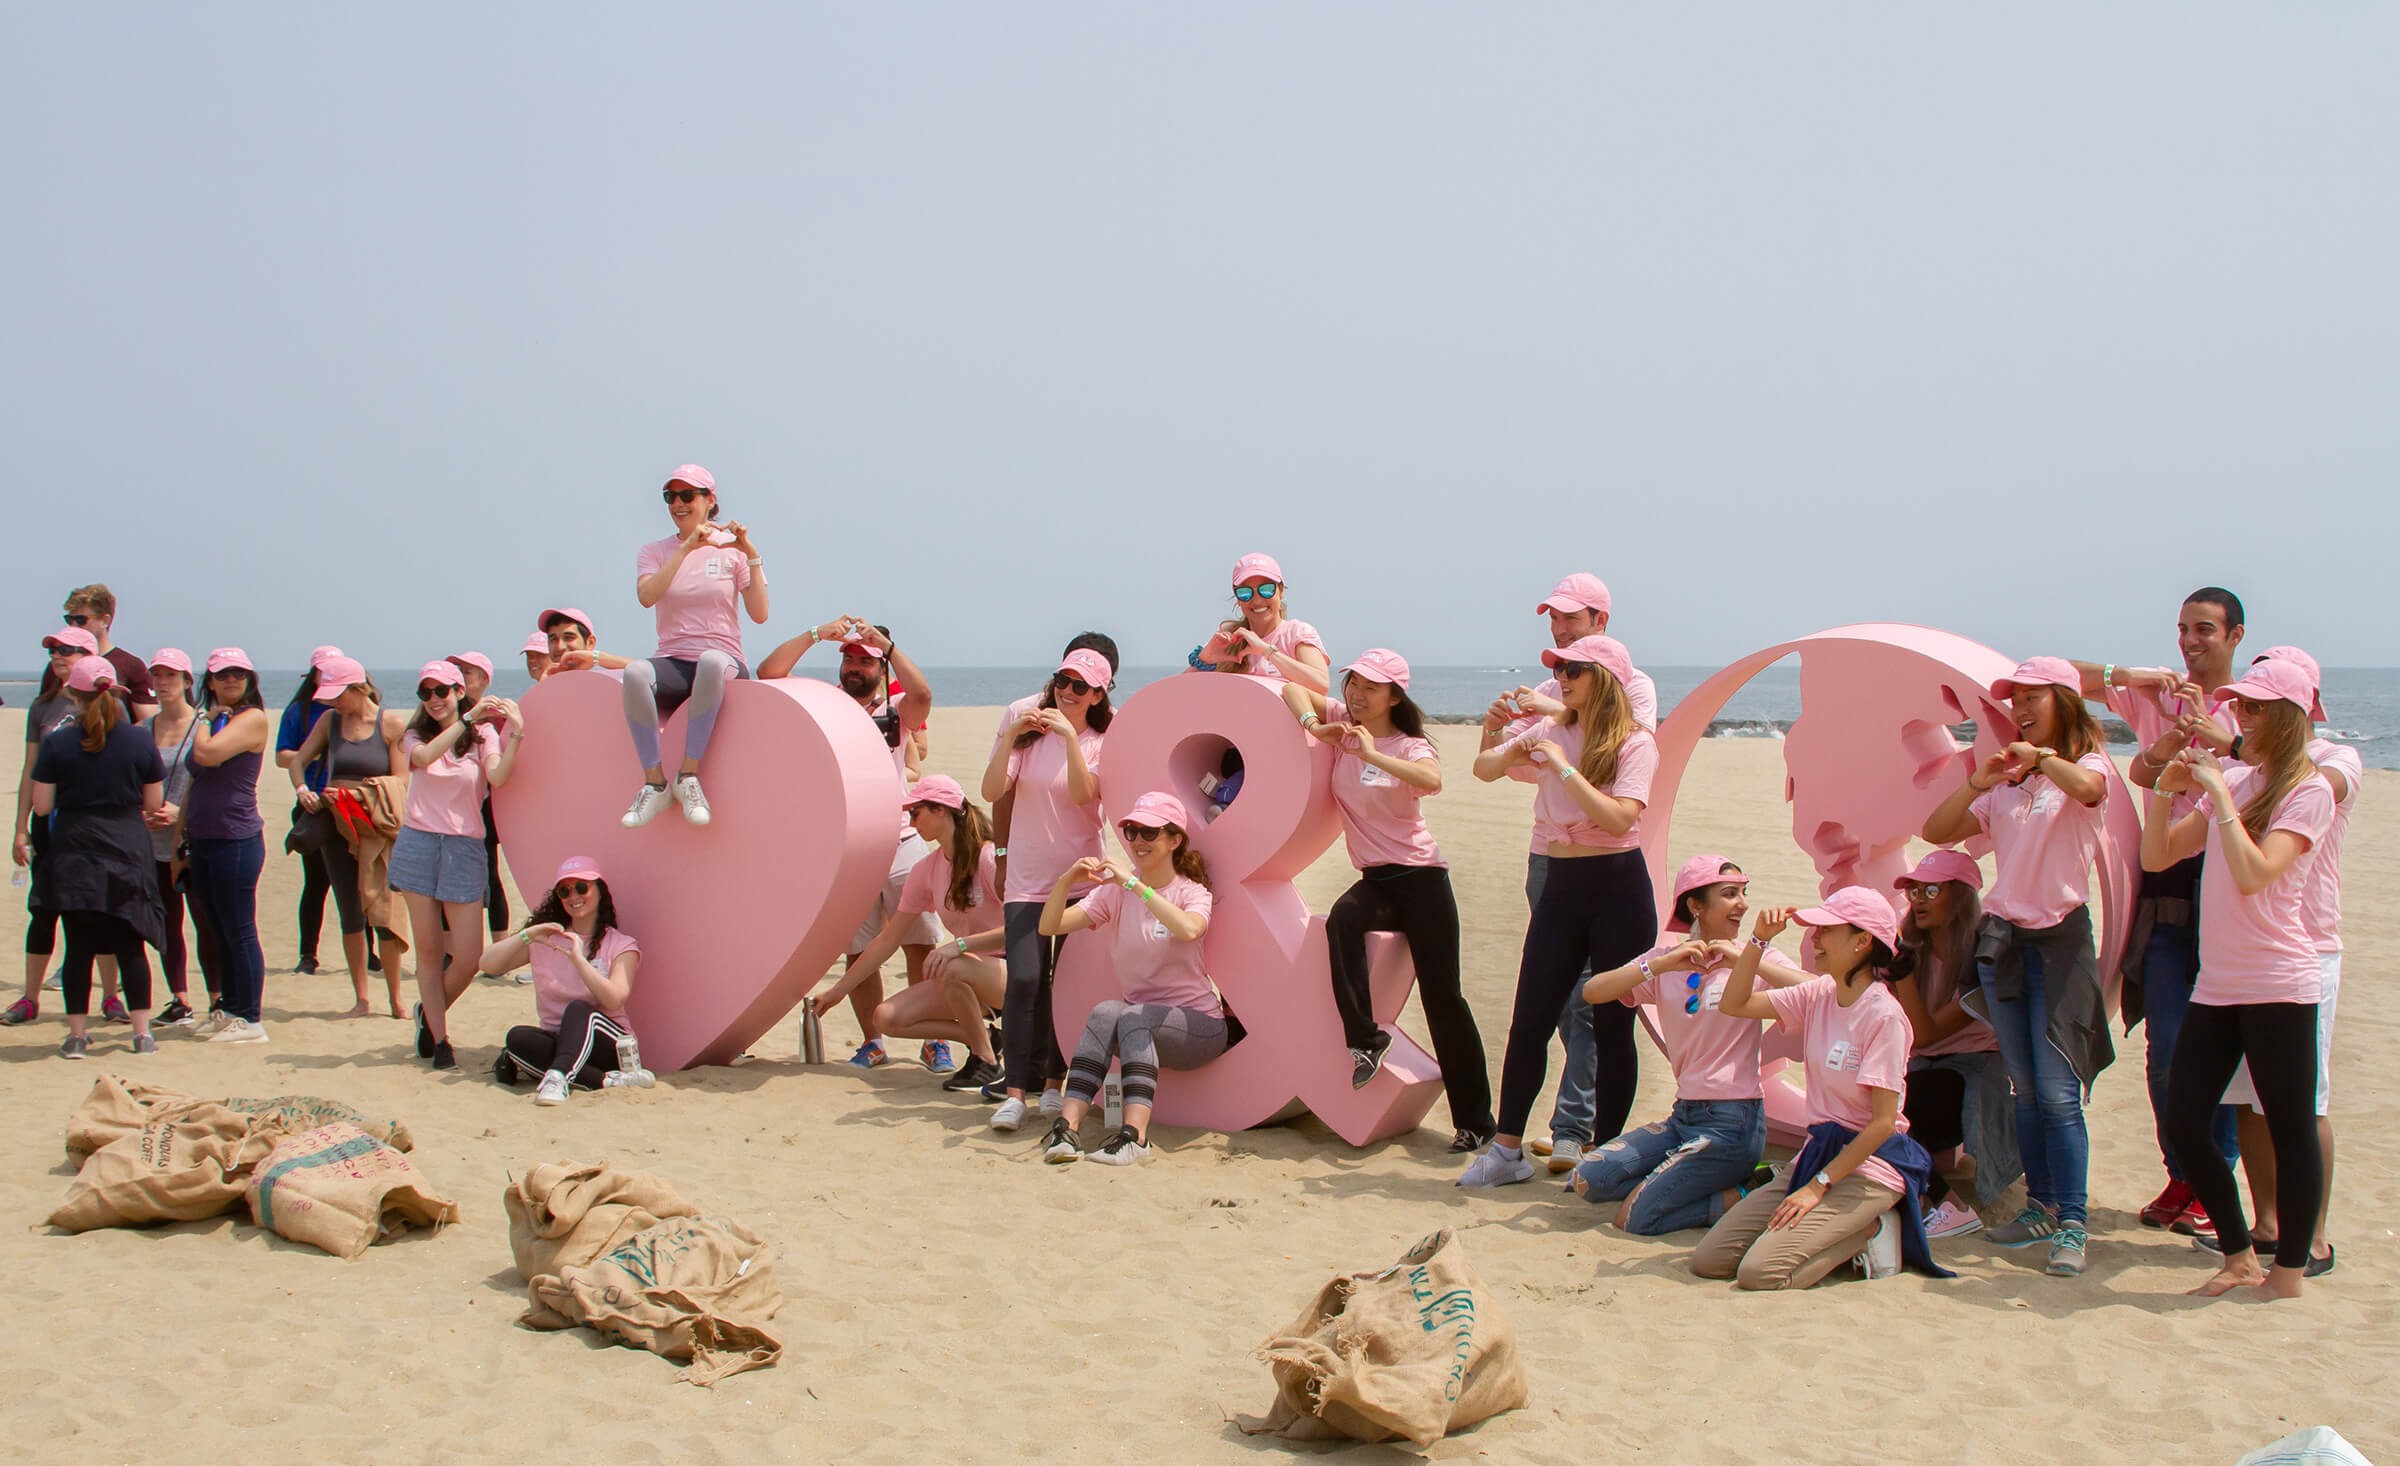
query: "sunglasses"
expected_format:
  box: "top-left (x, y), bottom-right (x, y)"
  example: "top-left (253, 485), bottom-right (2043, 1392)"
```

top-left (1052, 673), bottom-right (1096, 697)
top-left (1905, 883), bottom-right (1947, 901)
top-left (46, 644), bottom-right (82, 657)
top-left (662, 487), bottom-right (710, 505)
top-left (418, 684), bottom-right (456, 700)
top-left (1684, 971), bottom-right (1707, 1016)
top-left (61, 613), bottom-right (89, 627)
top-left (555, 880), bottom-right (593, 898)
top-left (1118, 822), bottom-right (1165, 842)
top-left (1232, 581), bottom-right (1281, 603)
top-left (209, 667), bottom-right (250, 679)
top-left (1552, 661), bottom-right (1595, 680)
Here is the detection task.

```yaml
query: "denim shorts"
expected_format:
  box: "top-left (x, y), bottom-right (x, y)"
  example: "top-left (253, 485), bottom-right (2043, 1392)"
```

top-left (389, 827), bottom-right (490, 904)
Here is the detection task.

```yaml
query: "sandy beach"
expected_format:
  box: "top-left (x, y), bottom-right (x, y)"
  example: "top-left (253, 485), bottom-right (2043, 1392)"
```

top-left (3, 705), bottom-right (2393, 1464)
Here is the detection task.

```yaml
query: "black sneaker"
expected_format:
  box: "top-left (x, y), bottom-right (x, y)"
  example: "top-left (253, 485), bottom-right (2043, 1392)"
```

top-left (414, 1003), bottom-right (433, 1059)
top-left (1349, 1033), bottom-right (1391, 1090)
top-left (294, 956), bottom-right (320, 976)
top-left (943, 1057), bottom-right (1004, 1093)
top-left (431, 1040), bottom-right (457, 1071)
top-left (1448, 1126), bottom-right (1494, 1154)
top-left (368, 950), bottom-right (383, 974)
top-left (978, 1074), bottom-right (1013, 1103)
top-left (156, 999), bottom-right (195, 1028)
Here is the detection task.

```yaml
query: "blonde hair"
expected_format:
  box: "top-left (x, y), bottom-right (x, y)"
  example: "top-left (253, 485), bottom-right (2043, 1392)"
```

top-left (1564, 665), bottom-right (1634, 788)
top-left (2238, 701), bottom-right (2318, 844)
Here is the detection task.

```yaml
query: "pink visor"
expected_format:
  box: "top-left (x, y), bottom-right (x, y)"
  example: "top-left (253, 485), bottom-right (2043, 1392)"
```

top-left (666, 464), bottom-right (716, 492)
top-left (2253, 647), bottom-right (2327, 721)
top-left (43, 627), bottom-right (99, 654)
top-left (204, 647), bottom-right (256, 676)
top-left (1791, 886), bottom-right (1901, 952)
top-left (313, 655), bottom-right (367, 701)
top-left (147, 648), bottom-right (193, 677)
top-left (2217, 657), bottom-right (2316, 714)
top-left (1990, 656), bottom-right (2080, 702)
top-left (522, 633), bottom-right (551, 655)
top-left (309, 644), bottom-right (344, 671)
top-left (1895, 849), bottom-right (1985, 893)
top-left (1231, 552), bottom-right (1284, 586)
top-left (1122, 791), bottom-right (1189, 831)
top-left (539, 607), bottom-right (593, 637)
top-left (902, 774), bottom-right (968, 812)
top-left (839, 639), bottom-right (888, 663)
top-left (66, 657), bottom-right (117, 693)
top-left (416, 660), bottom-right (464, 689)
top-left (1541, 633), bottom-right (1636, 691)
top-left (1665, 854), bottom-right (1748, 933)
top-left (553, 855), bottom-right (604, 885)
top-left (1536, 572), bottom-right (1611, 619)
top-left (1341, 648), bottom-right (1411, 690)
top-left (446, 652), bottom-right (494, 681)
top-left (1056, 648), bottom-right (1113, 690)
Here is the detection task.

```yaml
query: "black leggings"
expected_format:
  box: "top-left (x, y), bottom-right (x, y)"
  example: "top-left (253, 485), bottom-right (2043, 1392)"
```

top-left (320, 833), bottom-right (372, 936)
top-left (2167, 998), bottom-right (2319, 1272)
top-left (1327, 864), bottom-right (1492, 1135)
top-left (156, 860), bottom-right (223, 1000)
top-left (1905, 1063), bottom-right (1967, 1207)
top-left (502, 1001), bottom-right (629, 1089)
top-left (293, 803), bottom-right (330, 962)
top-left (481, 797), bottom-right (509, 935)
top-left (60, 911), bottom-right (153, 1016)
top-left (1496, 850), bottom-right (1655, 1140)
top-left (1001, 901), bottom-right (1067, 1091)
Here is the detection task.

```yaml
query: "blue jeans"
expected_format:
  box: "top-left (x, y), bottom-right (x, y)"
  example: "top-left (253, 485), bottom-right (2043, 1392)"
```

top-left (1982, 942), bottom-right (2089, 1226)
top-left (186, 834), bottom-right (266, 1022)
top-left (1527, 854), bottom-right (1599, 1145)
top-left (1574, 1099), bottom-right (1767, 1235)
top-left (2139, 921), bottom-right (2239, 1181)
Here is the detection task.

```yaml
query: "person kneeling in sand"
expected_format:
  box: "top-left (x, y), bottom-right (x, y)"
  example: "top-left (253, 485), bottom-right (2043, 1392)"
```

top-left (480, 856), bottom-right (647, 1105)
top-left (1032, 793), bottom-right (1226, 1166)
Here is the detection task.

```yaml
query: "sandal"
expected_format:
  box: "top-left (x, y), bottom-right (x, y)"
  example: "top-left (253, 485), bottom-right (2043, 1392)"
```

top-left (0, 997), bottom-right (36, 1025)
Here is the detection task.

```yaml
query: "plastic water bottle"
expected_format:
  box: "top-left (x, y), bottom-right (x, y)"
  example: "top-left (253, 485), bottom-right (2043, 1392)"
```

top-left (1103, 1072), bottom-right (1124, 1132)
top-left (602, 1069), bottom-right (653, 1089)
top-left (10, 868), bottom-right (26, 890)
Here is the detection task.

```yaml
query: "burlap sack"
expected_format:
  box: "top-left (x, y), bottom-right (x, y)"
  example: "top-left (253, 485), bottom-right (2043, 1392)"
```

top-left (223, 1096), bottom-right (415, 1154)
top-left (524, 1214), bottom-right (783, 1386)
top-left (63, 1076), bottom-right (414, 1163)
top-left (245, 1123), bottom-right (459, 1260)
top-left (1243, 1228), bottom-right (1528, 1447)
top-left (504, 1162), bottom-right (700, 1300)
top-left (49, 1112), bottom-right (285, 1232)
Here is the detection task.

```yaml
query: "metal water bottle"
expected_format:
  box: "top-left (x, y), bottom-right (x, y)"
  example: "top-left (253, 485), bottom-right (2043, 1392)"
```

top-left (801, 1003), bottom-right (825, 1064)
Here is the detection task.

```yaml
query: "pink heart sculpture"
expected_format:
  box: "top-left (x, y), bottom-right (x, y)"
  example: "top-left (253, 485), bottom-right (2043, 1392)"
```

top-left (491, 670), bottom-right (903, 1073)
top-left (1641, 624), bottom-right (2141, 1146)
top-left (1049, 673), bottom-right (1447, 1145)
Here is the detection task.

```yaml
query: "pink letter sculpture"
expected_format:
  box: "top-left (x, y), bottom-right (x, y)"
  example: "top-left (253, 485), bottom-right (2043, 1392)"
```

top-left (1049, 673), bottom-right (1448, 1144)
top-left (1640, 624), bottom-right (2141, 1144)
top-left (492, 670), bottom-right (903, 1073)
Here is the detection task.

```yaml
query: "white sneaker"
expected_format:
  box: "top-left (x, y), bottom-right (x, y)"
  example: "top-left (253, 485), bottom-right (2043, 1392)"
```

top-left (1923, 1197), bottom-right (1984, 1239)
top-left (602, 1069), bottom-right (655, 1089)
top-left (1856, 1212), bottom-right (1903, 1279)
top-left (1456, 1145), bottom-right (1536, 1189)
top-left (210, 1018), bottom-right (269, 1045)
top-left (673, 775), bottom-right (712, 826)
top-left (989, 1096), bottom-right (1029, 1132)
top-left (1545, 1138), bottom-right (1584, 1174)
top-left (192, 1009), bottom-right (234, 1037)
top-left (1038, 1088), bottom-right (1065, 1118)
top-left (621, 782), bottom-right (671, 829)
top-left (1087, 1126), bottom-right (1149, 1166)
top-left (534, 1070), bottom-right (571, 1106)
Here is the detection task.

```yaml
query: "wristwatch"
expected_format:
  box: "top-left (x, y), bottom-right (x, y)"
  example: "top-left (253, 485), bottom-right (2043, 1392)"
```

top-left (1812, 1170), bottom-right (1832, 1190)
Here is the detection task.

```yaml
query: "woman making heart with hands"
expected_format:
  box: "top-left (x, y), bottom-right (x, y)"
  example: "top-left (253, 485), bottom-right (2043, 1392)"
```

top-left (1188, 552), bottom-right (1330, 692)
top-left (481, 857), bottom-right (645, 1105)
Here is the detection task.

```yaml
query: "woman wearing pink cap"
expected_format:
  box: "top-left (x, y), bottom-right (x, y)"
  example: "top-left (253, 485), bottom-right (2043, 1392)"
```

top-left (391, 659), bottom-right (524, 1069)
top-left (979, 648), bottom-right (1112, 1128)
top-left (181, 649), bottom-right (275, 1045)
top-left (1034, 791), bottom-right (1224, 1165)
top-left (287, 655), bottom-right (412, 1017)
top-left (1921, 655), bottom-right (2113, 1277)
top-left (1571, 857), bottom-right (1808, 1234)
top-left (28, 657), bottom-right (167, 1059)
top-left (803, 776), bottom-right (1009, 1092)
top-left (1459, 634), bottom-right (1659, 1188)
top-left (480, 857), bottom-right (646, 1105)
top-left (1189, 553), bottom-right (1331, 692)
top-left (275, 646), bottom-right (347, 978)
top-left (1279, 649), bottom-right (1492, 1150)
top-left (522, 632), bottom-right (553, 684)
top-left (1889, 851), bottom-right (2019, 1239)
top-left (6, 630), bottom-right (105, 1028)
top-left (2144, 655), bottom-right (2332, 1300)
top-left (618, 466), bottom-right (770, 830)
top-left (140, 649), bottom-right (218, 1026)
top-left (1694, 890), bottom-right (1949, 1288)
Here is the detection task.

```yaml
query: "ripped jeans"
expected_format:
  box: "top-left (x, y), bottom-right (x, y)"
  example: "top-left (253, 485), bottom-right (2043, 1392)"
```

top-left (1573, 1098), bottom-right (1767, 1235)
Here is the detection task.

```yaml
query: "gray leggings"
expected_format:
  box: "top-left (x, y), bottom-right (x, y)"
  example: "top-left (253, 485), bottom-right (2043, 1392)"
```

top-left (622, 651), bottom-right (746, 770)
top-left (1064, 999), bottom-right (1229, 1110)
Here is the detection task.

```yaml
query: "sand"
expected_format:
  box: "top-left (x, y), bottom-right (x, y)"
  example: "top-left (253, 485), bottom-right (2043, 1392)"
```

top-left (2, 706), bottom-right (2393, 1464)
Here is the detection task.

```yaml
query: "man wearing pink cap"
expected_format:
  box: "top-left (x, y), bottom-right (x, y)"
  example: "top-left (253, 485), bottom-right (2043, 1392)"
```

top-left (1188, 553), bottom-right (1331, 691)
top-left (1479, 573), bottom-right (1659, 1174)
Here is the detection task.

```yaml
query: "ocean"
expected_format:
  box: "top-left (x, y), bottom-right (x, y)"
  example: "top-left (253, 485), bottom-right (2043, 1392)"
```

top-left (8, 663), bottom-right (2397, 770)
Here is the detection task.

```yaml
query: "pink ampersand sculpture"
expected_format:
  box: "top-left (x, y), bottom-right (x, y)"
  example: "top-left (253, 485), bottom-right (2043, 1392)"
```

top-left (1049, 673), bottom-right (1448, 1145)
top-left (491, 669), bottom-right (904, 1073)
top-left (1639, 623), bottom-right (2141, 1145)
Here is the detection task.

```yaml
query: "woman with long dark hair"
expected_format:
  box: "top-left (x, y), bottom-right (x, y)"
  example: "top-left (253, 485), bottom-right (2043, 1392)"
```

top-left (141, 648), bottom-right (217, 1025)
top-left (481, 856), bottom-right (645, 1105)
top-left (1889, 851), bottom-right (2021, 1239)
top-left (185, 649), bottom-right (274, 1045)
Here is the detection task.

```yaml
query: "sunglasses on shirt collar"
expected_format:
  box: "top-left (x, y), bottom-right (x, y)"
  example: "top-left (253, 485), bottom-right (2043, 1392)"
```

top-left (1684, 971), bottom-right (1708, 1016)
top-left (1232, 581), bottom-right (1280, 603)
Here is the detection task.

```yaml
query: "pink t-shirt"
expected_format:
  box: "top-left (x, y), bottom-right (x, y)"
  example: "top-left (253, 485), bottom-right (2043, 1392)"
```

top-left (400, 726), bottom-right (499, 837)
top-left (1907, 951), bottom-right (1999, 1058)
top-left (1499, 669), bottom-right (1660, 851)
top-left (1236, 619), bottom-right (1327, 682)
top-left (999, 717), bottom-right (1106, 903)
top-left (1074, 877), bottom-right (1220, 1015)
top-left (2299, 739), bottom-right (2361, 954)
top-left (1325, 699), bottom-right (1443, 870)
top-left (1968, 751), bottom-right (2112, 929)
top-left (1492, 718), bottom-right (1656, 852)
top-left (1622, 950), bottom-right (1765, 1103)
top-left (530, 927), bottom-right (640, 1033)
top-left (2195, 766), bottom-right (2335, 1005)
top-left (896, 843), bottom-right (1004, 940)
top-left (1765, 977), bottom-right (1913, 1192)
top-left (636, 534), bottom-right (752, 662)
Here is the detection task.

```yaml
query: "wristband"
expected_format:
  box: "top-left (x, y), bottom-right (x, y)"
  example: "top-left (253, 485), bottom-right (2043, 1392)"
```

top-left (952, 937), bottom-right (969, 954)
top-left (2216, 813), bottom-right (2241, 827)
top-left (1748, 935), bottom-right (1773, 952)
top-left (2102, 663), bottom-right (2113, 689)
top-left (992, 847), bottom-right (1006, 858)
top-left (1637, 955), bottom-right (1655, 981)
top-left (1187, 646), bottom-right (1219, 672)
top-left (1300, 712), bottom-right (1320, 727)
top-left (746, 556), bottom-right (763, 567)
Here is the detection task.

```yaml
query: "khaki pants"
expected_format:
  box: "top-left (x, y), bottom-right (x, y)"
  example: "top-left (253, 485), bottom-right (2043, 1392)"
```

top-left (1691, 1170), bottom-right (1898, 1291)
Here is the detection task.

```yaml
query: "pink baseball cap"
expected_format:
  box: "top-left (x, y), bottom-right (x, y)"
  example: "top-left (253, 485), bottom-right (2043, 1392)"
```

top-left (2217, 657), bottom-right (2316, 714)
top-left (1896, 850), bottom-right (1985, 893)
top-left (43, 627), bottom-right (99, 654)
top-left (1665, 854), bottom-right (1749, 932)
top-left (539, 607), bottom-right (594, 637)
top-left (902, 774), bottom-right (968, 812)
top-left (309, 644), bottom-right (344, 671)
top-left (1791, 886), bottom-right (1902, 953)
top-left (1122, 791), bottom-right (1190, 831)
top-left (313, 655), bottom-right (368, 701)
top-left (1541, 633), bottom-right (1636, 691)
top-left (552, 855), bottom-right (604, 885)
top-left (1990, 656), bottom-right (2080, 701)
top-left (666, 464), bottom-right (716, 492)
top-left (2253, 647), bottom-right (2327, 722)
top-left (204, 647), bottom-right (256, 676)
top-left (446, 651), bottom-right (494, 682)
top-left (1341, 648), bottom-right (1411, 690)
top-left (1231, 552), bottom-right (1284, 586)
top-left (521, 632), bottom-right (551, 655)
top-left (416, 659), bottom-right (465, 689)
top-left (147, 648), bottom-right (193, 677)
top-left (1536, 573), bottom-right (1612, 619)
top-left (1056, 648), bottom-right (1113, 690)
top-left (839, 638), bottom-right (889, 663)
top-left (66, 657), bottom-right (118, 694)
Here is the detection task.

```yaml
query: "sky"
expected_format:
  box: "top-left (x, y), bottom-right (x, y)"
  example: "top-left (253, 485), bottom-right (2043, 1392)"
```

top-left (5, 5), bottom-right (2395, 674)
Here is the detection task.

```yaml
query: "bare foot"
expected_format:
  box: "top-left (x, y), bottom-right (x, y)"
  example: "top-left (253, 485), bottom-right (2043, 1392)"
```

top-left (339, 1001), bottom-right (372, 1019)
top-left (2256, 1266), bottom-right (2305, 1300)
top-left (388, 1005), bottom-right (408, 1020)
top-left (2189, 1258), bottom-right (2267, 1298)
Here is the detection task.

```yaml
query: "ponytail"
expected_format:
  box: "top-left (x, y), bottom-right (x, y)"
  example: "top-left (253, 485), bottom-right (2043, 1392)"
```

top-left (945, 802), bottom-right (993, 913)
top-left (1167, 825), bottom-right (1209, 888)
top-left (75, 688), bottom-right (123, 753)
